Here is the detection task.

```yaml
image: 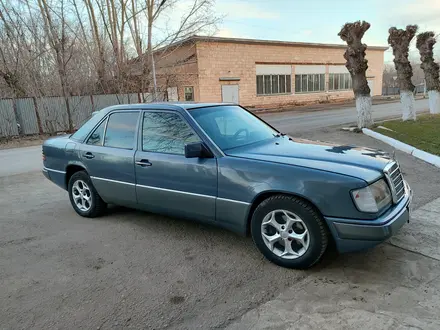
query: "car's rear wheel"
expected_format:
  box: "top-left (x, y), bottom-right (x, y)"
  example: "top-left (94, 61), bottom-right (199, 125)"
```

top-left (251, 195), bottom-right (328, 269)
top-left (68, 171), bottom-right (106, 217)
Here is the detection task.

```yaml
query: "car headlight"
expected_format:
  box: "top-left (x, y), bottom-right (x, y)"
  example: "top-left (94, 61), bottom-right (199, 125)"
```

top-left (351, 178), bottom-right (392, 213)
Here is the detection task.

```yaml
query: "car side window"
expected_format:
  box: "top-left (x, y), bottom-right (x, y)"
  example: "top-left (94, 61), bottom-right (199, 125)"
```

top-left (104, 112), bottom-right (139, 149)
top-left (86, 119), bottom-right (106, 146)
top-left (142, 112), bottom-right (200, 155)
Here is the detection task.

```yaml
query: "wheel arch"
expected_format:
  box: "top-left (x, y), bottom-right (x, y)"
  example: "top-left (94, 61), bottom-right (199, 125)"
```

top-left (65, 163), bottom-right (87, 189)
top-left (245, 190), bottom-right (326, 236)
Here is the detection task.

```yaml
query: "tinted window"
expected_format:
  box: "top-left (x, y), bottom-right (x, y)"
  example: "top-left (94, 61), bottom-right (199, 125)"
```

top-left (142, 112), bottom-right (200, 154)
top-left (86, 119), bottom-right (106, 145)
top-left (104, 112), bottom-right (139, 149)
top-left (189, 105), bottom-right (277, 150)
top-left (70, 111), bottom-right (103, 142)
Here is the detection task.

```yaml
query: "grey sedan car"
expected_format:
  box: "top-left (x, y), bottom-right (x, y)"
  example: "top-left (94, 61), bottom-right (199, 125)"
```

top-left (42, 103), bottom-right (412, 269)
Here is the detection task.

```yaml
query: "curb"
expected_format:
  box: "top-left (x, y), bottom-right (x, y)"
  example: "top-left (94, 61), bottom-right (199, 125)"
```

top-left (362, 128), bottom-right (440, 169)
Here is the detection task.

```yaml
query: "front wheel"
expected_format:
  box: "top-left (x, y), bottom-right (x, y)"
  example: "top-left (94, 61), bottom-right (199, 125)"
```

top-left (251, 195), bottom-right (328, 269)
top-left (68, 171), bottom-right (106, 218)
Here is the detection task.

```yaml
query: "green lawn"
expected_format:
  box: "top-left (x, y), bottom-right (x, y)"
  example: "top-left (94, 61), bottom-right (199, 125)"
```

top-left (373, 114), bottom-right (440, 156)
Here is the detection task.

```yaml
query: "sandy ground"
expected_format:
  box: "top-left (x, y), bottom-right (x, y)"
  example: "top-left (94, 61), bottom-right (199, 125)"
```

top-left (0, 136), bottom-right (46, 150)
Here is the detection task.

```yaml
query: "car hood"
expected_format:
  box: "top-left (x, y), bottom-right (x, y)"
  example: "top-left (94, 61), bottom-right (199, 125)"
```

top-left (226, 136), bottom-right (393, 183)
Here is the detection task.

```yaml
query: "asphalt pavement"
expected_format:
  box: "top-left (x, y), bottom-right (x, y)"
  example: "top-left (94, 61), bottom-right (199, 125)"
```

top-left (0, 98), bottom-right (429, 178)
top-left (261, 98), bottom-right (429, 133)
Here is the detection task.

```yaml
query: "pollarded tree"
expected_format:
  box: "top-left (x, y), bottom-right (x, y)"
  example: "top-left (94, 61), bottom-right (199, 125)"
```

top-left (416, 32), bottom-right (440, 114)
top-left (388, 25), bottom-right (418, 121)
top-left (338, 21), bottom-right (373, 128)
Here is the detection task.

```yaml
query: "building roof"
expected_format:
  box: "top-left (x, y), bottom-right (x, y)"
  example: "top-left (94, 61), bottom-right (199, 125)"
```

top-left (156, 35), bottom-right (389, 52)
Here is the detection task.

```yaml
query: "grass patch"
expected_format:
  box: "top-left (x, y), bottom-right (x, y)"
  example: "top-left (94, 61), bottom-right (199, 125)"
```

top-left (373, 114), bottom-right (440, 156)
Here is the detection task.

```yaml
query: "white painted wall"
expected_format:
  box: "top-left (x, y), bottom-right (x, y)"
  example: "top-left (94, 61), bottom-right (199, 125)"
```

top-left (328, 65), bottom-right (349, 74)
top-left (256, 65), bottom-right (292, 75)
top-left (294, 65), bottom-right (325, 74)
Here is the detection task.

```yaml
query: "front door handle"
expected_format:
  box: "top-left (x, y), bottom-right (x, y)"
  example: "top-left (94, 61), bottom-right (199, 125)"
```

top-left (135, 159), bottom-right (152, 167)
top-left (83, 152), bottom-right (95, 159)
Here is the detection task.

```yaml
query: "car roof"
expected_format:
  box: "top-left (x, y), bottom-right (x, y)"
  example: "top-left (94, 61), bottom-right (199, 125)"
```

top-left (97, 102), bottom-right (233, 115)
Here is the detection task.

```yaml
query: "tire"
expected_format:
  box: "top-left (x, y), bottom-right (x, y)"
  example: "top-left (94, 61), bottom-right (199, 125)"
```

top-left (251, 195), bottom-right (328, 269)
top-left (68, 171), bottom-right (106, 218)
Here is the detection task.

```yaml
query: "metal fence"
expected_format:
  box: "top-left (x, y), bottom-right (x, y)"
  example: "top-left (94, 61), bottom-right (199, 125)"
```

top-left (382, 84), bottom-right (426, 96)
top-left (0, 92), bottom-right (162, 137)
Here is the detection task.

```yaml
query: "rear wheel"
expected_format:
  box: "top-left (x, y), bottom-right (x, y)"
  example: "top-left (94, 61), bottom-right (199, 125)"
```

top-left (251, 195), bottom-right (328, 269)
top-left (68, 171), bottom-right (106, 217)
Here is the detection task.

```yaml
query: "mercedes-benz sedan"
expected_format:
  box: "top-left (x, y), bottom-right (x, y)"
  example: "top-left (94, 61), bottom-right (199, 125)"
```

top-left (42, 103), bottom-right (412, 269)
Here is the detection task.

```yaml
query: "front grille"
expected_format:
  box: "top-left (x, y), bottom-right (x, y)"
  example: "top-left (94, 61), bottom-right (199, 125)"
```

top-left (384, 162), bottom-right (405, 203)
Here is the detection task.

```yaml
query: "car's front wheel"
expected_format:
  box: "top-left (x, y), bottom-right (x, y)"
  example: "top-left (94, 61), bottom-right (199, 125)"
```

top-left (251, 195), bottom-right (328, 269)
top-left (68, 171), bottom-right (106, 218)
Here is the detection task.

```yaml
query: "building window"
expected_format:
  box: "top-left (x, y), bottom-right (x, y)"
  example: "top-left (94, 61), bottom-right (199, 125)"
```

top-left (184, 87), bottom-right (194, 101)
top-left (329, 73), bottom-right (352, 91)
top-left (294, 74), bottom-right (325, 93)
top-left (256, 74), bottom-right (292, 95)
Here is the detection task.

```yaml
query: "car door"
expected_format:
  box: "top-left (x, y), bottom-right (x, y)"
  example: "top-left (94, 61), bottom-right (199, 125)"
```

top-left (80, 111), bottom-right (140, 206)
top-left (135, 110), bottom-right (217, 221)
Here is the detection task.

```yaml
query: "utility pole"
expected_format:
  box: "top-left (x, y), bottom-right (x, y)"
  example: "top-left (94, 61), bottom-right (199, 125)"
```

top-left (151, 51), bottom-right (157, 101)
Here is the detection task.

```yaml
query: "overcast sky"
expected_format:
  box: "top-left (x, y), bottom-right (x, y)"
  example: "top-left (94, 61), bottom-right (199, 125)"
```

top-left (213, 0), bottom-right (440, 63)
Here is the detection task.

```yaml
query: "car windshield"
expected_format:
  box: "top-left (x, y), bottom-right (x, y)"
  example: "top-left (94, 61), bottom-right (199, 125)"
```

top-left (189, 105), bottom-right (278, 150)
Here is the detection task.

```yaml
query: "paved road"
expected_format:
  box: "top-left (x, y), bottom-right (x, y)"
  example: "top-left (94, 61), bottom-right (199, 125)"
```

top-left (0, 145), bottom-right (41, 177)
top-left (0, 99), bottom-right (430, 178)
top-left (262, 98), bottom-right (429, 133)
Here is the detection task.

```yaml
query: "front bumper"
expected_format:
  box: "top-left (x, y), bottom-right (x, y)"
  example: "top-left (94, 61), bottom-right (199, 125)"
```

top-left (325, 180), bottom-right (412, 253)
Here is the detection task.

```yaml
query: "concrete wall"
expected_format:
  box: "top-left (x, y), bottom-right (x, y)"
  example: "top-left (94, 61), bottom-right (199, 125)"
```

top-left (195, 41), bottom-right (385, 107)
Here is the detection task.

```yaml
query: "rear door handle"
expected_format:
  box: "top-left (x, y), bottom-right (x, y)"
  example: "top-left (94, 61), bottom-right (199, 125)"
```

top-left (135, 159), bottom-right (152, 167)
top-left (83, 152), bottom-right (95, 159)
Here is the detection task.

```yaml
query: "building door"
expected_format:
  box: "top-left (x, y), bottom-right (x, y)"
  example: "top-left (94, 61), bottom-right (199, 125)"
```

top-left (367, 79), bottom-right (374, 95)
top-left (221, 85), bottom-right (239, 103)
top-left (167, 87), bottom-right (178, 101)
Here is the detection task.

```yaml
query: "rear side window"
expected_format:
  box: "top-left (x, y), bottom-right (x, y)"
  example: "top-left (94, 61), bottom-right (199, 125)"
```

top-left (104, 112), bottom-right (139, 149)
top-left (70, 112), bottom-right (102, 142)
top-left (86, 119), bottom-right (106, 146)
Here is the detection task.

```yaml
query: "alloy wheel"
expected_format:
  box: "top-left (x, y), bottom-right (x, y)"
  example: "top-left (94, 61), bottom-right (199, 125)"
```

top-left (261, 209), bottom-right (310, 259)
top-left (72, 180), bottom-right (92, 212)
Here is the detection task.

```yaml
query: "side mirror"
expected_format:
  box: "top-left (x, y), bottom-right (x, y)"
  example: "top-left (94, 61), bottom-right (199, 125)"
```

top-left (184, 142), bottom-right (212, 158)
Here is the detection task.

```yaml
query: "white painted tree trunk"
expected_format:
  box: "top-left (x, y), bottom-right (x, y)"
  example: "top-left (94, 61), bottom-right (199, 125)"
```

top-left (400, 90), bottom-right (416, 121)
top-left (428, 90), bottom-right (440, 114)
top-left (355, 95), bottom-right (373, 128)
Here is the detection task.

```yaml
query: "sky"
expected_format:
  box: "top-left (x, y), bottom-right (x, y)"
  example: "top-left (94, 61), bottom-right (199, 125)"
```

top-left (212, 0), bottom-right (440, 64)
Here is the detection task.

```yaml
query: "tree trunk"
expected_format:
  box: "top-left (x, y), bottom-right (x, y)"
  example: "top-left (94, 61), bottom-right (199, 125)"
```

top-left (388, 25), bottom-right (418, 121)
top-left (416, 31), bottom-right (440, 114)
top-left (428, 90), bottom-right (440, 114)
top-left (37, 0), bottom-right (73, 132)
top-left (338, 21), bottom-right (373, 128)
top-left (400, 90), bottom-right (416, 120)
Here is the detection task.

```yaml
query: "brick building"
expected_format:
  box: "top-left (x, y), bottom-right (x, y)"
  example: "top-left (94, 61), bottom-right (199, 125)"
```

top-left (144, 35), bottom-right (387, 108)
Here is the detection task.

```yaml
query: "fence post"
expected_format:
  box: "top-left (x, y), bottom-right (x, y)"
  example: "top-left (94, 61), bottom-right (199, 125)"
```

top-left (12, 98), bottom-right (23, 136)
top-left (90, 94), bottom-right (95, 111)
top-left (33, 97), bottom-right (43, 134)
